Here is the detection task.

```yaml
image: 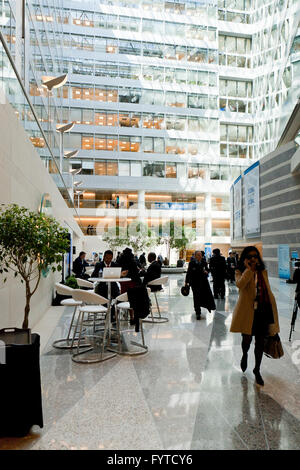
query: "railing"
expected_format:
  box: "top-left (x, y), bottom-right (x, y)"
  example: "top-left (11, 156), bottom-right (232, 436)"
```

top-left (211, 203), bottom-right (230, 211)
top-left (0, 29), bottom-right (81, 225)
top-left (66, 199), bottom-right (230, 211)
top-left (212, 229), bottom-right (230, 237)
top-left (66, 199), bottom-right (207, 210)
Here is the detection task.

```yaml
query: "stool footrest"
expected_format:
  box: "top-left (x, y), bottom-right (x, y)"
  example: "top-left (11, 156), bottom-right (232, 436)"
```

top-left (143, 317), bottom-right (169, 324)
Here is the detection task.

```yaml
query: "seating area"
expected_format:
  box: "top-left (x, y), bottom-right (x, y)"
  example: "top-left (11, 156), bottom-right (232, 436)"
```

top-left (52, 276), bottom-right (169, 363)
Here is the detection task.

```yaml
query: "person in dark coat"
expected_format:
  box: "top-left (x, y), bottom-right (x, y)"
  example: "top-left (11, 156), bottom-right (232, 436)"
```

top-left (73, 251), bottom-right (89, 279)
top-left (185, 250), bottom-right (216, 319)
top-left (227, 251), bottom-right (237, 283)
top-left (142, 252), bottom-right (162, 291)
top-left (139, 252), bottom-right (147, 268)
top-left (118, 247), bottom-right (142, 294)
top-left (157, 254), bottom-right (163, 265)
top-left (209, 248), bottom-right (227, 299)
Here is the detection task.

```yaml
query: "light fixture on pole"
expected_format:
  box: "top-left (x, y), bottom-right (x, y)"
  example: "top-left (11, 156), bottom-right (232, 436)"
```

top-left (64, 149), bottom-right (79, 159)
top-left (56, 122), bottom-right (75, 174)
top-left (41, 74), bottom-right (68, 166)
top-left (75, 189), bottom-right (85, 215)
top-left (69, 168), bottom-right (82, 202)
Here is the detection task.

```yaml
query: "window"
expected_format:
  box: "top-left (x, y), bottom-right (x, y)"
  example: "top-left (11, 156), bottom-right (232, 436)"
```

top-left (82, 135), bottom-right (94, 150)
top-left (82, 161), bottom-right (94, 175)
top-left (143, 42), bottom-right (163, 58)
top-left (95, 136), bottom-right (107, 150)
top-left (119, 40), bottom-right (141, 55)
top-left (188, 165), bottom-right (199, 179)
top-left (131, 161), bottom-right (142, 177)
top-left (107, 160), bottom-right (118, 176)
top-left (188, 165), bottom-right (207, 179)
top-left (166, 163), bottom-right (177, 178)
top-left (210, 166), bottom-right (220, 180)
top-left (143, 162), bottom-right (165, 177)
top-left (119, 161), bottom-right (130, 176)
top-left (95, 161), bottom-right (107, 175)
top-left (82, 109), bottom-right (94, 125)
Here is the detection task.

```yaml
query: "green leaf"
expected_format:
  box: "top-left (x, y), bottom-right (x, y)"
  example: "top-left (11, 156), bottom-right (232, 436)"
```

top-left (0, 204), bottom-right (70, 324)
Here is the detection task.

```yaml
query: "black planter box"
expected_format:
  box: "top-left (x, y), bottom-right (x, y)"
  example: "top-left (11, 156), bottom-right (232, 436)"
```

top-left (0, 331), bottom-right (43, 437)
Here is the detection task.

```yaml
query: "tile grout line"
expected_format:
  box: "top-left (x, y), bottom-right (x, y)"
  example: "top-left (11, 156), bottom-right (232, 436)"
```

top-left (255, 390), bottom-right (271, 450)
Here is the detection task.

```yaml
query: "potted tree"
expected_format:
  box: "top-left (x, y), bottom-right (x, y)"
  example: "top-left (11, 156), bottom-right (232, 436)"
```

top-left (0, 204), bottom-right (70, 436)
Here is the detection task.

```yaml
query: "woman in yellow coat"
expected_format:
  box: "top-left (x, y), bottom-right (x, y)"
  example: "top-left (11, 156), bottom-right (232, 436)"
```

top-left (230, 246), bottom-right (280, 386)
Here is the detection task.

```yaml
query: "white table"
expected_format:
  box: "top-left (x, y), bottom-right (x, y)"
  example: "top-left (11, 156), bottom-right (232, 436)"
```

top-left (89, 277), bottom-right (131, 351)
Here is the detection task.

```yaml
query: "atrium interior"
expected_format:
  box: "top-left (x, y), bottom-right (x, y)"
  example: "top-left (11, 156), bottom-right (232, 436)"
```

top-left (0, 0), bottom-right (300, 452)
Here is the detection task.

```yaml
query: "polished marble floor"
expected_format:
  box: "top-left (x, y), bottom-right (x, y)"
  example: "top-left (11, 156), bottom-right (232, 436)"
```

top-left (1, 274), bottom-right (299, 450)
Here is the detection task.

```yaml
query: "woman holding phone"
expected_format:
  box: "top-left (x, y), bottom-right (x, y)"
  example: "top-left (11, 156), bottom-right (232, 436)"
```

top-left (230, 246), bottom-right (280, 386)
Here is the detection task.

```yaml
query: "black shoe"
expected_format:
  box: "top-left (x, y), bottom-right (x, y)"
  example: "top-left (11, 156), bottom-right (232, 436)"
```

top-left (221, 296), bottom-right (225, 300)
top-left (214, 295), bottom-right (218, 299)
top-left (253, 369), bottom-right (264, 386)
top-left (240, 354), bottom-right (247, 372)
top-left (196, 313), bottom-right (201, 320)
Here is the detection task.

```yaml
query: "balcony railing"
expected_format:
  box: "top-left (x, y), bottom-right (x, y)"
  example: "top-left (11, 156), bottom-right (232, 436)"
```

top-left (212, 229), bottom-right (230, 236)
top-left (67, 199), bottom-right (208, 210)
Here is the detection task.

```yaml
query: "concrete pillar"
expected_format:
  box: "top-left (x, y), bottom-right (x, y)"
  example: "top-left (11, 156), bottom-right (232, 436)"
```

top-left (138, 190), bottom-right (145, 210)
top-left (204, 193), bottom-right (212, 240)
top-left (138, 190), bottom-right (146, 226)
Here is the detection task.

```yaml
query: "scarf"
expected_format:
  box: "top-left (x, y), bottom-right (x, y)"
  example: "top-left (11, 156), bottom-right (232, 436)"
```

top-left (256, 271), bottom-right (270, 305)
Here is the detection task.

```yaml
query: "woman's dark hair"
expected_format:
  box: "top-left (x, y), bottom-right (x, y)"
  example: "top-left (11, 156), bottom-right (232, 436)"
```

top-left (237, 246), bottom-right (265, 272)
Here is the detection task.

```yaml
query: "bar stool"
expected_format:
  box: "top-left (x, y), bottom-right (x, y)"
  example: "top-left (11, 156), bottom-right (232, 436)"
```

top-left (76, 278), bottom-right (95, 292)
top-left (52, 283), bottom-right (87, 349)
top-left (71, 290), bottom-right (115, 364)
top-left (113, 291), bottom-right (148, 356)
top-left (144, 276), bottom-right (169, 323)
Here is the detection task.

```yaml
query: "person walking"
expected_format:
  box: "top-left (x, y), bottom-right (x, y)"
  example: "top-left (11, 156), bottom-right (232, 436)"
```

top-left (227, 250), bottom-right (237, 283)
top-left (230, 246), bottom-right (280, 386)
top-left (185, 250), bottom-right (216, 320)
top-left (209, 248), bottom-right (227, 299)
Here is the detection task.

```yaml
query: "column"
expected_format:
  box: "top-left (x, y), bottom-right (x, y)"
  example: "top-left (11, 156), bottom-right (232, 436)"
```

top-left (204, 193), bottom-right (212, 241)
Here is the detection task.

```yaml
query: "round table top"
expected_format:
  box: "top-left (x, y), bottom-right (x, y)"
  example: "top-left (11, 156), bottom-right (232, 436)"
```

top-left (89, 277), bottom-right (131, 283)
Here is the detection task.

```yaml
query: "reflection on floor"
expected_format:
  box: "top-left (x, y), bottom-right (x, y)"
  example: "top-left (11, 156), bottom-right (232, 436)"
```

top-left (0, 275), bottom-right (299, 450)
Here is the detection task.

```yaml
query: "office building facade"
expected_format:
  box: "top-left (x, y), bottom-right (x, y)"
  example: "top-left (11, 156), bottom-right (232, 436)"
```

top-left (2, 0), bottom-right (300, 256)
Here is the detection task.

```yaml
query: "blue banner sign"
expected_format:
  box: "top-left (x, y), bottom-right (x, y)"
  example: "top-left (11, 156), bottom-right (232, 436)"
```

top-left (278, 244), bottom-right (290, 279)
top-left (154, 202), bottom-right (197, 210)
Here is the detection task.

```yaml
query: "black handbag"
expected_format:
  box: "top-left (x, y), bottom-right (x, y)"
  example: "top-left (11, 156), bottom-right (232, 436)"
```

top-left (263, 334), bottom-right (284, 359)
top-left (181, 285), bottom-right (190, 297)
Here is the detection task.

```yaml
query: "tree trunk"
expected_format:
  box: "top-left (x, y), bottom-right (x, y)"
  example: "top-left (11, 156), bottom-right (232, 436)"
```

top-left (23, 282), bottom-right (31, 329)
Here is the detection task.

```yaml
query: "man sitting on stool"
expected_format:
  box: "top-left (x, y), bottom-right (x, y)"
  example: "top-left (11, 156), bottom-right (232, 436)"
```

top-left (142, 252), bottom-right (162, 291)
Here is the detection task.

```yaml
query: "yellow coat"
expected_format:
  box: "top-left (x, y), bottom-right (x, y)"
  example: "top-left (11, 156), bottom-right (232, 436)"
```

top-left (230, 269), bottom-right (280, 336)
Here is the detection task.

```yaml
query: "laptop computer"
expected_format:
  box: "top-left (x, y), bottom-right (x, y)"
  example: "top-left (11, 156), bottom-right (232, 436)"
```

top-left (103, 267), bottom-right (122, 279)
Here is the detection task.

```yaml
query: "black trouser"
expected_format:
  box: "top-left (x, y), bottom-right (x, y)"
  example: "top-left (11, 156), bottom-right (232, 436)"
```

top-left (228, 268), bottom-right (235, 282)
top-left (213, 278), bottom-right (225, 298)
top-left (241, 334), bottom-right (264, 372)
top-left (192, 286), bottom-right (202, 315)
